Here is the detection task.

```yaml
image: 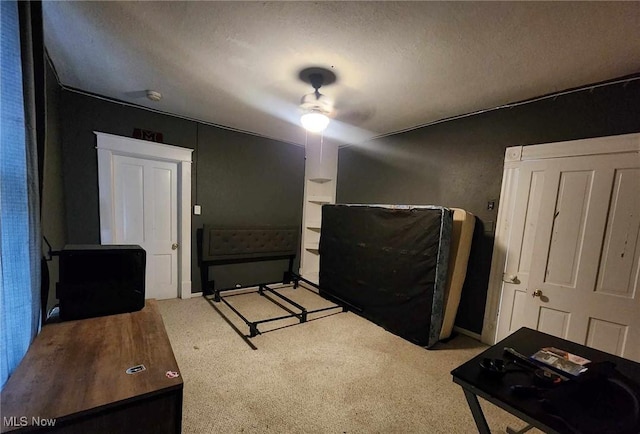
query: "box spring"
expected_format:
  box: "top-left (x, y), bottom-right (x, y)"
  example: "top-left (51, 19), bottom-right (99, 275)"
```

top-left (319, 205), bottom-right (452, 347)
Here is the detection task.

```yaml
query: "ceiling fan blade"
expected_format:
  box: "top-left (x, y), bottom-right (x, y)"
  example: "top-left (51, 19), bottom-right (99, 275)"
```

top-left (334, 106), bottom-right (376, 125)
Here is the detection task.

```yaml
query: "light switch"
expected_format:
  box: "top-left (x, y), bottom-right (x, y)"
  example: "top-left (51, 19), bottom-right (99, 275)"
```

top-left (193, 205), bottom-right (201, 215)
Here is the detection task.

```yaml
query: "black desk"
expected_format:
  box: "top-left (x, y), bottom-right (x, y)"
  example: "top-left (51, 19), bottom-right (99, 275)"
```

top-left (451, 327), bottom-right (640, 434)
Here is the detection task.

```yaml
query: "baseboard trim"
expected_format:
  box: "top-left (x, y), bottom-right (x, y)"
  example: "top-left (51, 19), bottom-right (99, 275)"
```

top-left (453, 326), bottom-right (481, 341)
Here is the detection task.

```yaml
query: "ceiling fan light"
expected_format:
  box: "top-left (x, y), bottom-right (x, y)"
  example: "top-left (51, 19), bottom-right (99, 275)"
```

top-left (301, 111), bottom-right (330, 133)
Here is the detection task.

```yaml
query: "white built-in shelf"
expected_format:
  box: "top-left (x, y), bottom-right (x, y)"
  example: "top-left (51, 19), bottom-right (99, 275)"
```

top-left (309, 177), bottom-right (332, 183)
top-left (308, 195), bottom-right (332, 204)
top-left (305, 242), bottom-right (319, 251)
top-left (306, 221), bottom-right (321, 230)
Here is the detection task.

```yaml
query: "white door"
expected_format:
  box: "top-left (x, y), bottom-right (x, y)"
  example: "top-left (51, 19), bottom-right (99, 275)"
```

top-left (96, 131), bottom-right (193, 300)
top-left (492, 140), bottom-right (640, 361)
top-left (112, 155), bottom-right (179, 300)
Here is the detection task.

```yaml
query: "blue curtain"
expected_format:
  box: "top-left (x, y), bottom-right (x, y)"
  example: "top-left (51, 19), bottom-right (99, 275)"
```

top-left (1, 0), bottom-right (42, 389)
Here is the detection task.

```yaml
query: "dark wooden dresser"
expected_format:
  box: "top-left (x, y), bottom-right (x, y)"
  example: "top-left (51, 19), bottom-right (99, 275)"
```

top-left (1, 299), bottom-right (183, 433)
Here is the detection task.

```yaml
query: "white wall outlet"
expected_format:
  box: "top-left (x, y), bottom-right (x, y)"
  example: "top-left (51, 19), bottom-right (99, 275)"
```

top-left (193, 205), bottom-right (201, 215)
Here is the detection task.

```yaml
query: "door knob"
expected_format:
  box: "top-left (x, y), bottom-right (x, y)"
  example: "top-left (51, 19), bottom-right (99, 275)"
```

top-left (171, 243), bottom-right (178, 250)
top-left (532, 289), bottom-right (543, 298)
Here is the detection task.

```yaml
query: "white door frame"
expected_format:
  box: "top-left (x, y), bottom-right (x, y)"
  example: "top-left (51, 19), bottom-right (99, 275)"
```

top-left (481, 133), bottom-right (640, 344)
top-left (95, 131), bottom-right (193, 299)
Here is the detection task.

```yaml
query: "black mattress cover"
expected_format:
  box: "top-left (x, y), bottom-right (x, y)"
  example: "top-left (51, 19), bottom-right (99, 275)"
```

top-left (319, 204), bottom-right (452, 347)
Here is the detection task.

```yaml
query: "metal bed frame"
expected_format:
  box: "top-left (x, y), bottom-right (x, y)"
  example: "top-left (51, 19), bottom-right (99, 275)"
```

top-left (213, 274), bottom-right (346, 337)
top-left (197, 226), bottom-right (348, 337)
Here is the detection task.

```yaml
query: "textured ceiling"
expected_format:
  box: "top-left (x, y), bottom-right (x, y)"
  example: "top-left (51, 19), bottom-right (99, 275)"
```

top-left (43, 1), bottom-right (640, 146)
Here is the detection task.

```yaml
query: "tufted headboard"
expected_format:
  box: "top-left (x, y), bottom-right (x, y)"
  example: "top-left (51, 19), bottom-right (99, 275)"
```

top-left (200, 225), bottom-right (298, 263)
top-left (197, 225), bottom-right (299, 297)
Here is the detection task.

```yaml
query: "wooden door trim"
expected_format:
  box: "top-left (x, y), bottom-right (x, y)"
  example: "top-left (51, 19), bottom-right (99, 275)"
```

top-left (481, 133), bottom-right (640, 345)
top-left (95, 132), bottom-right (193, 300)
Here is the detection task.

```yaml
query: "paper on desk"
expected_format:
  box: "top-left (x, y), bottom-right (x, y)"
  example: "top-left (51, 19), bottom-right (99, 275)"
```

top-left (530, 347), bottom-right (590, 376)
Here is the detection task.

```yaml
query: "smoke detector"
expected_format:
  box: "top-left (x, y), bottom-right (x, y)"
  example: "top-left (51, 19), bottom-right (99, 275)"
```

top-left (146, 90), bottom-right (162, 102)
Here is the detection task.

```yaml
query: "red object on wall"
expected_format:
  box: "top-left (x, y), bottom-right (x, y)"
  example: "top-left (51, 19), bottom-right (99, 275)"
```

top-left (133, 128), bottom-right (164, 143)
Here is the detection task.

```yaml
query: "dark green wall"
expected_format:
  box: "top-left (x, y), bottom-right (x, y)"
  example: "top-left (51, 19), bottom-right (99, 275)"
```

top-left (59, 91), bottom-right (305, 293)
top-left (42, 59), bottom-right (66, 312)
top-left (191, 124), bottom-right (305, 289)
top-left (60, 91), bottom-right (197, 244)
top-left (337, 79), bottom-right (640, 334)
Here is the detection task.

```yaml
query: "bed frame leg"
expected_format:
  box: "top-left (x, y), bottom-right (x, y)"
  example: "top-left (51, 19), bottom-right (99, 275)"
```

top-left (200, 263), bottom-right (210, 296)
top-left (283, 255), bottom-right (294, 285)
top-left (249, 323), bottom-right (259, 337)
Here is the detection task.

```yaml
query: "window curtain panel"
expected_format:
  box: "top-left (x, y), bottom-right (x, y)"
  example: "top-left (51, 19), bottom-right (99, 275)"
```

top-left (1, 0), bottom-right (42, 389)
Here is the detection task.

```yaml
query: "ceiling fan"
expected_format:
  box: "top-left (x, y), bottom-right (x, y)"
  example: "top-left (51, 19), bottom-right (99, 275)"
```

top-left (297, 66), bottom-right (376, 136)
top-left (298, 67), bottom-right (336, 133)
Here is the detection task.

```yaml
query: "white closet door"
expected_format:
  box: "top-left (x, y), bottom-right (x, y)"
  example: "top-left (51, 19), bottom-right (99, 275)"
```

top-left (492, 139), bottom-right (639, 362)
top-left (113, 155), bottom-right (178, 300)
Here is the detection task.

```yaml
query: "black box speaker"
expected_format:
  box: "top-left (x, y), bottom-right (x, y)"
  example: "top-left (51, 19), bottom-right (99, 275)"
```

top-left (56, 245), bottom-right (146, 321)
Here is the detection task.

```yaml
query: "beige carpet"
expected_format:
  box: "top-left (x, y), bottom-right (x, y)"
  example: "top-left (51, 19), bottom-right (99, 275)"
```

top-left (158, 285), bottom-right (543, 434)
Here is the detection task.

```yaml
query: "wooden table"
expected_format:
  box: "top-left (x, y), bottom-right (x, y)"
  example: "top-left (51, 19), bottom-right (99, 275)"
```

top-left (1, 300), bottom-right (183, 433)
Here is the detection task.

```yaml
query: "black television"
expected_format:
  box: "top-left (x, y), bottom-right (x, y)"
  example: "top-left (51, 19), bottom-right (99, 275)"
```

top-left (56, 245), bottom-right (146, 321)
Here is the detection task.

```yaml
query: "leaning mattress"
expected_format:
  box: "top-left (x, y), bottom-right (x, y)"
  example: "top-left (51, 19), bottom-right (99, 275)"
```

top-left (319, 204), bottom-right (452, 348)
top-left (439, 208), bottom-right (475, 340)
